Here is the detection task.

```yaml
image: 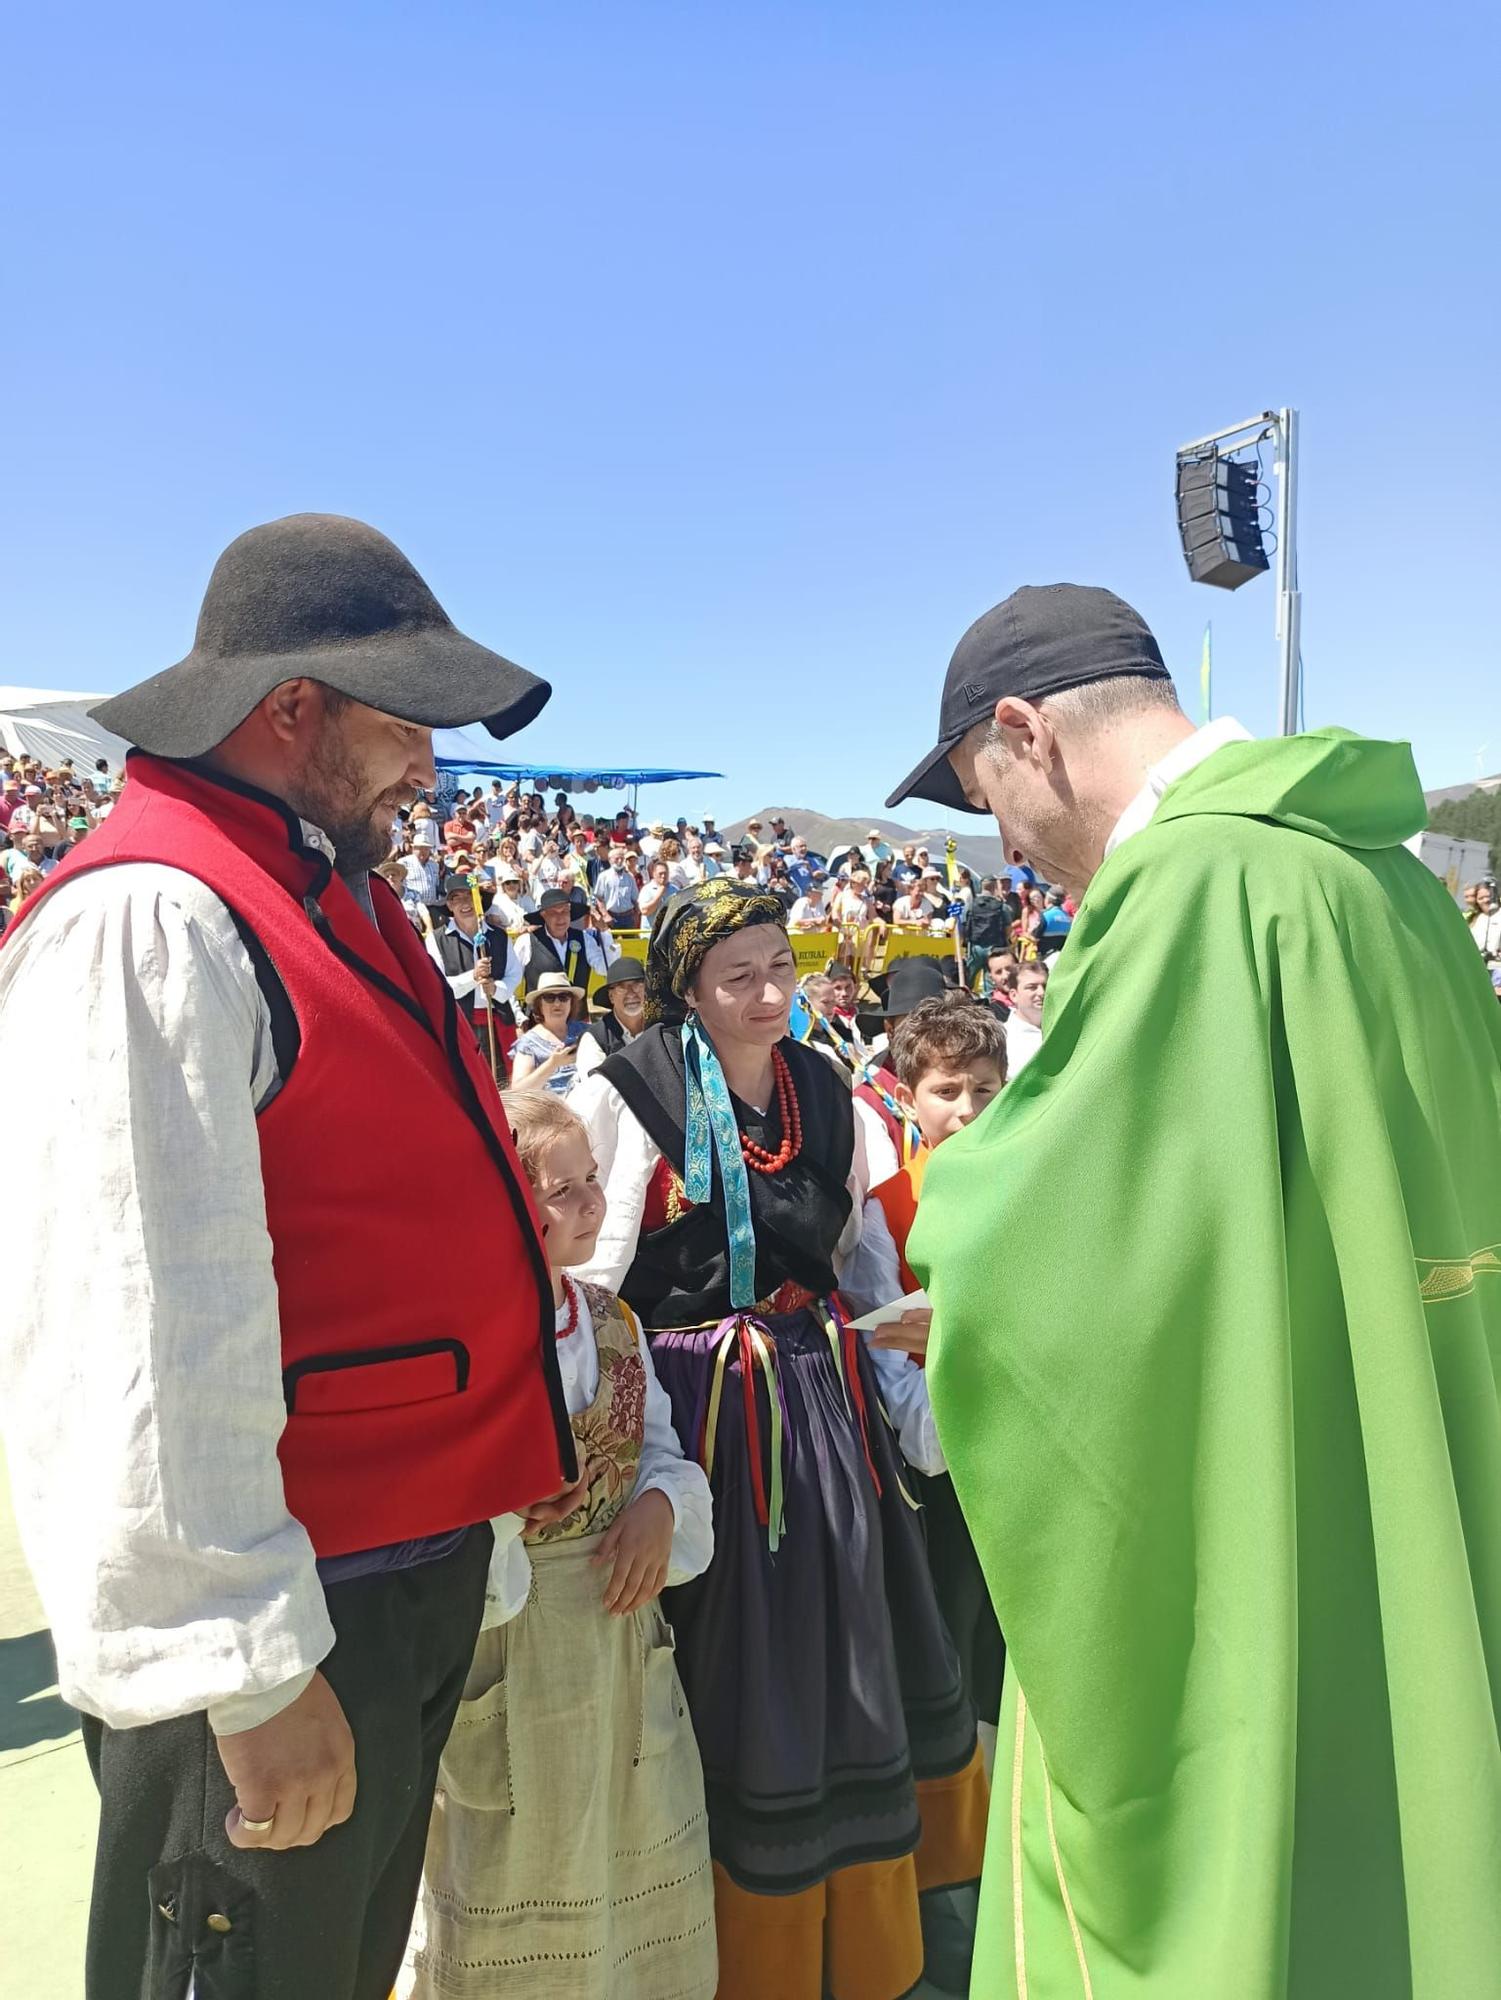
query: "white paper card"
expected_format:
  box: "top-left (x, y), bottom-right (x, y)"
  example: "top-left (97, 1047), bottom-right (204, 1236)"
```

top-left (846, 1288), bottom-right (931, 1333)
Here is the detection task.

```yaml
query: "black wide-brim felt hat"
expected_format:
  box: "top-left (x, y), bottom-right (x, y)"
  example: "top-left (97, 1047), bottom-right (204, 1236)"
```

top-left (92, 513), bottom-right (552, 758)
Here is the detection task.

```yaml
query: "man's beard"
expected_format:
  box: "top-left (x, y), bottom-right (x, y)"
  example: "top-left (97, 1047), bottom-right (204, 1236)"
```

top-left (283, 721), bottom-right (408, 875)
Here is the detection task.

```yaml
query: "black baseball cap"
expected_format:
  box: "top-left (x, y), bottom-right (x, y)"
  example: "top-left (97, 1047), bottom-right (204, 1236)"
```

top-left (885, 584), bottom-right (1171, 814)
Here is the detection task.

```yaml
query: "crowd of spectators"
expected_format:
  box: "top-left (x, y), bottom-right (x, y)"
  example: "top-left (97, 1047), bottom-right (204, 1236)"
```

top-left (0, 753), bottom-right (125, 921)
top-left (8, 756), bottom-right (1498, 1024)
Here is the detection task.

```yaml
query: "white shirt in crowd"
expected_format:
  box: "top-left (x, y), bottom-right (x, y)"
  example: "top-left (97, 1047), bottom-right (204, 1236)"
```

top-left (513, 924), bottom-right (620, 981)
top-left (487, 887), bottom-right (536, 932)
top-left (1004, 1012), bottom-right (1044, 1077)
top-left (483, 1286), bottom-right (713, 1626)
top-left (424, 920), bottom-right (516, 1012)
top-left (788, 891), bottom-right (829, 929)
top-left (1470, 908), bottom-right (1501, 958)
top-left (399, 849), bottom-right (441, 909)
top-left (0, 851), bottom-right (344, 1735)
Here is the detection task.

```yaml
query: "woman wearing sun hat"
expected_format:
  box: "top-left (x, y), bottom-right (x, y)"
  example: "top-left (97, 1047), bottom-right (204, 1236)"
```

top-left (570, 878), bottom-right (987, 2000)
top-left (510, 968), bottom-right (588, 1094)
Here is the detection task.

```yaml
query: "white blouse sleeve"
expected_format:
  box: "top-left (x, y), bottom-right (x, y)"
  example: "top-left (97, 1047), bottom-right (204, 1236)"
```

top-left (839, 1197), bottom-right (946, 1476)
top-left (571, 1074), bottom-right (661, 1292)
top-left (625, 1308), bottom-right (714, 1585)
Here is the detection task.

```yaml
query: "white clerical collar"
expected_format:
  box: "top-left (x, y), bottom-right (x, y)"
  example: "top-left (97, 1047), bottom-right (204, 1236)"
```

top-left (1104, 716), bottom-right (1253, 860)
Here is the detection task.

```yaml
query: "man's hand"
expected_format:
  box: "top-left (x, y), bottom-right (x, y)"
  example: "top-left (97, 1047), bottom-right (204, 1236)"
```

top-left (592, 1488), bottom-right (674, 1614)
top-left (474, 953), bottom-right (496, 997)
top-left (868, 1306), bottom-right (933, 1359)
top-left (218, 1670), bottom-right (356, 1852)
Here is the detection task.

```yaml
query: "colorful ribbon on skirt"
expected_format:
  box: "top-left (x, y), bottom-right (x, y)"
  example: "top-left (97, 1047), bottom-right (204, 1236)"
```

top-left (698, 1314), bottom-right (789, 1552)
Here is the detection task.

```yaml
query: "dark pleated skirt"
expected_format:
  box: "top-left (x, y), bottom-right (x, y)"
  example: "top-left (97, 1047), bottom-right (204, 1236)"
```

top-left (908, 1466), bottom-right (1006, 1727)
top-left (649, 1304), bottom-right (976, 1897)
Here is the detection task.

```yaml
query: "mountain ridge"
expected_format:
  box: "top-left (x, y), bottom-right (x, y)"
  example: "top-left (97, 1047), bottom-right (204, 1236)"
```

top-left (720, 805), bottom-right (1005, 877)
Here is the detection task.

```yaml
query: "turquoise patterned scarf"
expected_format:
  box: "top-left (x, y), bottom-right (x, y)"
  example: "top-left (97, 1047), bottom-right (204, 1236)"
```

top-left (681, 1017), bottom-right (757, 1310)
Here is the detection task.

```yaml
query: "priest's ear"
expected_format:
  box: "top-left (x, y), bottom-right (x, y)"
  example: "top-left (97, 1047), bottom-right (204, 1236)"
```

top-left (991, 697), bottom-right (1058, 776)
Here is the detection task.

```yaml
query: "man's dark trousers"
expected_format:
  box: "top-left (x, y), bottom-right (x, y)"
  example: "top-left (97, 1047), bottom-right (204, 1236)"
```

top-left (80, 1525), bottom-right (491, 2000)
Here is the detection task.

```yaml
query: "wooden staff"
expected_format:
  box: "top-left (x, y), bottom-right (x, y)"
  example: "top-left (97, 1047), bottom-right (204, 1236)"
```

top-left (945, 836), bottom-right (967, 987)
top-left (468, 874), bottom-right (500, 1084)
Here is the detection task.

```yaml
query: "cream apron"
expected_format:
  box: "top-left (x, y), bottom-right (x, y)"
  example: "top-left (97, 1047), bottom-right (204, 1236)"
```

top-left (404, 1293), bottom-right (716, 2000)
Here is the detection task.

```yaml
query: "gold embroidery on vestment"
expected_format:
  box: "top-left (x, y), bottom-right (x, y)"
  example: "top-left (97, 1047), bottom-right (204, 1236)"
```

top-left (1416, 1243), bottom-right (1501, 1304)
top-left (1012, 1689), bottom-right (1029, 2000)
top-left (1041, 1738), bottom-right (1095, 2000)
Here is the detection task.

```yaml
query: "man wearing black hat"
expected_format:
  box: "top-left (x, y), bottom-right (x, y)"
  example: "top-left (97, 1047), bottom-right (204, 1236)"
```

top-left (888, 582), bottom-right (1501, 1997)
top-left (514, 884), bottom-right (620, 989)
top-left (574, 955), bottom-right (648, 1079)
top-left (0, 515), bottom-right (583, 2000)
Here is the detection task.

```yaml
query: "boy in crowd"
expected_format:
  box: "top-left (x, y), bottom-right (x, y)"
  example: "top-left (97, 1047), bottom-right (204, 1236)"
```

top-left (853, 993), bottom-right (1008, 1751)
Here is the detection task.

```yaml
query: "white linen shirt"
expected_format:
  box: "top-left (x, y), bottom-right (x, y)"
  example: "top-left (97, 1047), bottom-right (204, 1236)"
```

top-left (482, 1287), bottom-right (713, 1627)
top-left (0, 855), bottom-right (340, 1734)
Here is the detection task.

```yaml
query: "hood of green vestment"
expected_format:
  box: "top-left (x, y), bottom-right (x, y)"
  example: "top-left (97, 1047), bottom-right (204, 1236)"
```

top-left (907, 726), bottom-right (1501, 1998)
top-left (1147, 725), bottom-right (1428, 851)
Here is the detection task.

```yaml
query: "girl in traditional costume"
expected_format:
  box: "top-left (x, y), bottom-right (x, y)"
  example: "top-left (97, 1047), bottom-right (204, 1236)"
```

top-left (404, 1091), bottom-right (718, 2000)
top-left (571, 880), bottom-right (988, 2000)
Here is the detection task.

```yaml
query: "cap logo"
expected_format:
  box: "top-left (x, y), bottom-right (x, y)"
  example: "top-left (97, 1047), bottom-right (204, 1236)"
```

top-left (963, 682), bottom-right (989, 705)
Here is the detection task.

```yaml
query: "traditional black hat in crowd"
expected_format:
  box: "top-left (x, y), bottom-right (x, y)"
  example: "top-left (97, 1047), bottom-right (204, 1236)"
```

top-left (880, 955), bottom-right (949, 1018)
top-left (591, 956), bottom-right (648, 1012)
top-left (93, 513), bottom-right (552, 758)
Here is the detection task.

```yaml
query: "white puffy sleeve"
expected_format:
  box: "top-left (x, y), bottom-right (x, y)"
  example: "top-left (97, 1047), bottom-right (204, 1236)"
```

top-left (571, 1072), bottom-right (662, 1292)
top-left (839, 1197), bottom-right (946, 1476)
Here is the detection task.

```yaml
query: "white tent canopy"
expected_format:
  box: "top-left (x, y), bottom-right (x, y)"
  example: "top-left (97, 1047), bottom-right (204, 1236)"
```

top-left (0, 687), bottom-right (130, 772)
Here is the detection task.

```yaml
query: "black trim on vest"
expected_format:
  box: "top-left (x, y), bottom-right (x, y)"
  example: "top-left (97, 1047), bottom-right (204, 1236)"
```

top-left (226, 907), bottom-right (302, 1084)
top-left (435, 959), bottom-right (577, 1480)
top-left (147, 751), bottom-right (336, 904)
top-left (303, 899), bottom-right (436, 1041)
top-left (283, 1336), bottom-right (471, 1414)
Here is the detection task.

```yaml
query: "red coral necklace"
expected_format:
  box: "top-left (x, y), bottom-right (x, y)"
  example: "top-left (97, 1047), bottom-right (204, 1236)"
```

top-left (739, 1049), bottom-right (803, 1176)
top-left (555, 1273), bottom-right (580, 1341)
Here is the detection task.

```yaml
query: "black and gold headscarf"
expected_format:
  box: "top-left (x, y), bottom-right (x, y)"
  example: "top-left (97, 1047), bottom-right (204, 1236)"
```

top-left (643, 878), bottom-right (788, 1025)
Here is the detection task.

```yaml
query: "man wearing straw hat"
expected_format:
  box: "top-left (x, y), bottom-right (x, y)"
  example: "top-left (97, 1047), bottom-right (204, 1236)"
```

top-left (0, 514), bottom-right (581, 2000)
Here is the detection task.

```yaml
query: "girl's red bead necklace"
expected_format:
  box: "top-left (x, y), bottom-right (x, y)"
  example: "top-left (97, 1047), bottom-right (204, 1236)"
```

top-left (555, 1273), bottom-right (580, 1341)
top-left (739, 1048), bottom-right (803, 1176)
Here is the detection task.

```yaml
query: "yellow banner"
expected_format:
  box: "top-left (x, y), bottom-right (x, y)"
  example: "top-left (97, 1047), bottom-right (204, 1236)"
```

top-left (879, 932), bottom-right (957, 967)
top-left (789, 930), bottom-right (841, 976)
top-left (572, 924), bottom-right (958, 1000)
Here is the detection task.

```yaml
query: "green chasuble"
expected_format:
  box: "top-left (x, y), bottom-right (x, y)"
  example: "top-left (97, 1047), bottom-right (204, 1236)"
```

top-left (910, 730), bottom-right (1501, 2000)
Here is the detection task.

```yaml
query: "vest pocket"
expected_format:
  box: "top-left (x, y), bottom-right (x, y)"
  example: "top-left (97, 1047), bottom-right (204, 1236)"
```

top-left (438, 1671), bottom-right (514, 1814)
top-left (283, 1337), bottom-right (470, 1416)
top-left (637, 1612), bottom-right (686, 1761)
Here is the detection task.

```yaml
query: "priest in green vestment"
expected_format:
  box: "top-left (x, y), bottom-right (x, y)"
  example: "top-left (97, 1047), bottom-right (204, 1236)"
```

top-left (886, 584), bottom-right (1501, 2000)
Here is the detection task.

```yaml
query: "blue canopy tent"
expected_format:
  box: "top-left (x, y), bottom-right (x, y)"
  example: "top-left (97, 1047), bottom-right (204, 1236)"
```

top-left (431, 728), bottom-right (722, 813)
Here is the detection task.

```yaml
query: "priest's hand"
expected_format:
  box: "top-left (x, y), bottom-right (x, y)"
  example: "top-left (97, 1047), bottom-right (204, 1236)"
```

top-left (219, 1670), bottom-right (356, 1851)
top-left (869, 1307), bottom-right (933, 1359)
top-left (594, 1488), bottom-right (674, 1614)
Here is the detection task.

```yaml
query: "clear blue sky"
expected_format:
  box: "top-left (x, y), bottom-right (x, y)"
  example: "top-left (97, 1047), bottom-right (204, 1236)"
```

top-left (3, 1), bottom-right (1496, 826)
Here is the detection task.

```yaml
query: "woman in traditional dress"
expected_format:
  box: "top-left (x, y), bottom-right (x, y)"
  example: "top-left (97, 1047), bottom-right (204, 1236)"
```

top-left (571, 879), bottom-right (988, 2000)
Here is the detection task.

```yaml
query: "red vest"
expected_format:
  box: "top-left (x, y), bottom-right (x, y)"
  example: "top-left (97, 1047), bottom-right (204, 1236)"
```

top-left (7, 757), bottom-right (573, 1556)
